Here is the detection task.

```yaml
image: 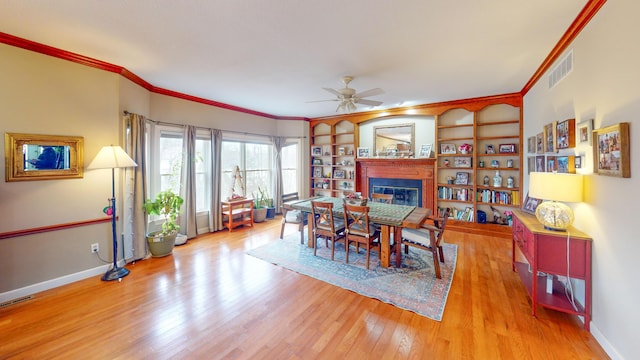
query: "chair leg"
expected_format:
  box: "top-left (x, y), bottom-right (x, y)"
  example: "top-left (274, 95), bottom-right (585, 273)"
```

top-left (365, 245), bottom-right (371, 270)
top-left (438, 245), bottom-right (445, 263)
top-left (345, 240), bottom-right (350, 264)
top-left (298, 223), bottom-right (304, 244)
top-left (280, 220), bottom-right (286, 239)
top-left (313, 234), bottom-right (318, 257)
top-left (331, 236), bottom-right (335, 261)
top-left (432, 248), bottom-right (442, 279)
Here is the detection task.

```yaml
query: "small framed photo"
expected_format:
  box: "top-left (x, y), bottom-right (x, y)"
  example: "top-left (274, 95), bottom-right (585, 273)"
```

top-left (418, 144), bottom-right (433, 158)
top-left (536, 133), bottom-right (544, 154)
top-left (357, 147), bottom-right (370, 158)
top-left (454, 157), bottom-right (472, 168)
top-left (485, 144), bottom-right (495, 154)
top-left (491, 160), bottom-right (500, 168)
top-left (527, 156), bottom-right (536, 174)
top-left (333, 170), bottom-right (346, 179)
top-left (522, 192), bottom-right (542, 215)
top-left (575, 155), bottom-right (582, 169)
top-left (527, 136), bottom-right (536, 154)
top-left (535, 155), bottom-right (545, 172)
top-left (593, 122), bottom-right (630, 178)
top-left (499, 143), bottom-right (516, 154)
top-left (546, 156), bottom-right (556, 172)
top-left (313, 167), bottom-right (322, 178)
top-left (556, 119), bottom-right (576, 149)
top-left (312, 158), bottom-right (322, 165)
top-left (338, 147), bottom-right (345, 156)
top-left (556, 156), bottom-right (576, 174)
top-left (311, 146), bottom-right (322, 156)
top-left (577, 119), bottom-right (594, 144)
top-left (440, 143), bottom-right (456, 155)
top-left (544, 122), bottom-right (557, 153)
top-left (455, 172), bottom-right (470, 185)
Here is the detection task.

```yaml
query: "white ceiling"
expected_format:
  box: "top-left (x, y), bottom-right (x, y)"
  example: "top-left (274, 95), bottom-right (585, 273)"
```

top-left (0, 0), bottom-right (587, 119)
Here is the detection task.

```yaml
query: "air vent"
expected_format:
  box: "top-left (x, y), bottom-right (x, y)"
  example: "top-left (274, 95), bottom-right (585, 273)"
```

top-left (0, 295), bottom-right (33, 308)
top-left (548, 50), bottom-right (573, 89)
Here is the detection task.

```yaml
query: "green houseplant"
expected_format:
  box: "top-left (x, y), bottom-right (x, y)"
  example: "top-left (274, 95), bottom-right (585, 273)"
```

top-left (143, 190), bottom-right (184, 257)
top-left (252, 186), bottom-right (269, 223)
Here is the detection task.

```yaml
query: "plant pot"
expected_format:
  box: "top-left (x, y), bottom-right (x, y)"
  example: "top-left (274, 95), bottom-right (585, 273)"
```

top-left (146, 231), bottom-right (177, 257)
top-left (254, 207), bottom-right (267, 223)
top-left (265, 206), bottom-right (276, 220)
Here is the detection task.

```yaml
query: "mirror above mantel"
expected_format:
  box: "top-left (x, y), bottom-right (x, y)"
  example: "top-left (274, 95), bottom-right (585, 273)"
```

top-left (358, 116), bottom-right (435, 158)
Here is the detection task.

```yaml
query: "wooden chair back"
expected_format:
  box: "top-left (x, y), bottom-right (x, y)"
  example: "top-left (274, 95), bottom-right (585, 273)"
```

top-left (371, 193), bottom-right (394, 204)
top-left (343, 203), bottom-right (380, 269)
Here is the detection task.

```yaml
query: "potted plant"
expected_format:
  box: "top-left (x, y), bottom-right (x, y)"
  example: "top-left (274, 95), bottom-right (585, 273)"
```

top-left (143, 190), bottom-right (184, 257)
top-left (252, 186), bottom-right (269, 223)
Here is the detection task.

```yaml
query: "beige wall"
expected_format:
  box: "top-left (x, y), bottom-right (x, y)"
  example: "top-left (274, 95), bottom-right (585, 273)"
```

top-left (523, 2), bottom-right (638, 358)
top-left (0, 42), bottom-right (307, 300)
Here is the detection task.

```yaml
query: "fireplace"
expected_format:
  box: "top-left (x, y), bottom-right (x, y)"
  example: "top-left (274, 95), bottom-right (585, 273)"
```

top-left (356, 158), bottom-right (435, 211)
top-left (370, 178), bottom-right (422, 206)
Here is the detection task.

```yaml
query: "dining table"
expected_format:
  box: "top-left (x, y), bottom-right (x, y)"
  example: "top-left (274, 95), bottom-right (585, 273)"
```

top-left (287, 196), bottom-right (432, 267)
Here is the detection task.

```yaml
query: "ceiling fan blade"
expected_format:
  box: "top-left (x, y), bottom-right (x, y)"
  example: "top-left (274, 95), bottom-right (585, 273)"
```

top-left (322, 87), bottom-right (342, 97)
top-left (354, 88), bottom-right (384, 99)
top-left (355, 98), bottom-right (383, 106)
top-left (305, 99), bottom-right (339, 103)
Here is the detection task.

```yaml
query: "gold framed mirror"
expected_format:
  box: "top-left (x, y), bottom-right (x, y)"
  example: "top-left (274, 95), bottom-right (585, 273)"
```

top-left (5, 133), bottom-right (84, 181)
top-left (373, 123), bottom-right (415, 157)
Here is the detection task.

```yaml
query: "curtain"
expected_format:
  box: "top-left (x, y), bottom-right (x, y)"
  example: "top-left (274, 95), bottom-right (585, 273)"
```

top-left (123, 113), bottom-right (149, 261)
top-left (272, 136), bottom-right (286, 214)
top-left (179, 125), bottom-right (198, 239)
top-left (208, 129), bottom-right (223, 232)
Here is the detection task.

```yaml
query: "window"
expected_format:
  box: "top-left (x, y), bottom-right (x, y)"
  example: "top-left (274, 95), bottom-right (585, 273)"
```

top-left (221, 140), bottom-right (273, 201)
top-left (281, 143), bottom-right (299, 194)
top-left (158, 131), bottom-right (183, 195)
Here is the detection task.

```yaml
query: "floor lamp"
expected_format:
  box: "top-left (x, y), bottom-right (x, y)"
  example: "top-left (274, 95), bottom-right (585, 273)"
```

top-left (88, 145), bottom-right (138, 281)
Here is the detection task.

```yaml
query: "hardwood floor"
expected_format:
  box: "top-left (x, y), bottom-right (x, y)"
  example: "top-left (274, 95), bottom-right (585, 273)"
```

top-left (0, 218), bottom-right (608, 359)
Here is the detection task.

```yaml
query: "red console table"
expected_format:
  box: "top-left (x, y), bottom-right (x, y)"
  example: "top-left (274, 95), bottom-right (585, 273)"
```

top-left (512, 210), bottom-right (592, 330)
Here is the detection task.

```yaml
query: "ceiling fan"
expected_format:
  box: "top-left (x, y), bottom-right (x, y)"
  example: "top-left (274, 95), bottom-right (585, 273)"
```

top-left (308, 76), bottom-right (384, 113)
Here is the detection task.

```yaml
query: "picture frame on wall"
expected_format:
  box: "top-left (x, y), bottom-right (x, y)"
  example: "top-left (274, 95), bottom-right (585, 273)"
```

top-left (535, 155), bottom-right (545, 172)
top-left (593, 122), bottom-right (631, 177)
top-left (527, 156), bottom-right (536, 174)
top-left (440, 143), bottom-right (456, 155)
top-left (522, 192), bottom-right (542, 215)
top-left (536, 133), bottom-right (544, 154)
top-left (556, 118), bottom-right (576, 149)
top-left (556, 156), bottom-right (576, 174)
top-left (575, 155), bottom-right (582, 168)
top-left (546, 156), bottom-right (556, 172)
top-left (454, 157), bottom-right (472, 168)
top-left (543, 122), bottom-right (557, 153)
top-left (577, 119), bottom-right (594, 144)
top-left (527, 136), bottom-right (536, 154)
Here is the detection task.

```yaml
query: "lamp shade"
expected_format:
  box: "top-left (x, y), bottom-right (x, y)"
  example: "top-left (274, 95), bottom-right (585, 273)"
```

top-left (529, 172), bottom-right (583, 202)
top-left (529, 172), bottom-right (583, 231)
top-left (88, 145), bottom-right (137, 169)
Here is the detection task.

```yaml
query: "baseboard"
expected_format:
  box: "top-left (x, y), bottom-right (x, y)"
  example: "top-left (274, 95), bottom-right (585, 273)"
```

top-left (0, 262), bottom-right (116, 304)
top-left (590, 322), bottom-right (623, 360)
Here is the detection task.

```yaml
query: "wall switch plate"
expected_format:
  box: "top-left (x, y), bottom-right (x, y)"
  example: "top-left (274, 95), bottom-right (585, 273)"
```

top-left (91, 243), bottom-right (99, 253)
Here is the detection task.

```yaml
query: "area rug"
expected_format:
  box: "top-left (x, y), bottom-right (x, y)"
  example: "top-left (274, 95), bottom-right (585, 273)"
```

top-left (246, 233), bottom-right (457, 321)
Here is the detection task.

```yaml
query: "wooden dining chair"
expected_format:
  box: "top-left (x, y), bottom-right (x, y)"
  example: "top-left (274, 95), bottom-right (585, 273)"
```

top-left (311, 201), bottom-right (346, 260)
top-left (399, 209), bottom-right (450, 278)
top-left (371, 192), bottom-right (394, 204)
top-left (342, 203), bottom-right (380, 269)
top-left (280, 192), bottom-right (306, 244)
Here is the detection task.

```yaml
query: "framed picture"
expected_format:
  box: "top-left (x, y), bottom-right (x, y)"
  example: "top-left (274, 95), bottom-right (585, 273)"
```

top-left (546, 156), bottom-right (556, 172)
top-left (593, 122), bottom-right (630, 177)
top-left (575, 155), bottom-right (582, 169)
top-left (556, 156), bottom-right (576, 174)
top-left (440, 143), bottom-right (456, 155)
top-left (544, 122), bottom-right (557, 153)
top-left (577, 119), bottom-right (594, 144)
top-left (522, 193), bottom-right (542, 215)
top-left (535, 132), bottom-right (544, 154)
top-left (311, 146), bottom-right (322, 156)
top-left (527, 136), bottom-right (536, 154)
top-left (535, 155), bottom-right (545, 172)
top-left (312, 158), bottom-right (322, 165)
top-left (418, 144), bottom-right (433, 158)
top-left (357, 147), bottom-right (370, 158)
top-left (313, 167), bottom-right (322, 178)
top-left (485, 144), bottom-right (496, 154)
top-left (490, 160), bottom-right (500, 168)
top-left (556, 118), bottom-right (576, 149)
top-left (333, 169), bottom-right (346, 179)
top-left (455, 172), bottom-right (469, 185)
top-left (338, 147), bottom-right (345, 156)
top-left (527, 156), bottom-right (536, 174)
top-left (499, 143), bottom-right (516, 154)
top-left (454, 157), bottom-right (472, 168)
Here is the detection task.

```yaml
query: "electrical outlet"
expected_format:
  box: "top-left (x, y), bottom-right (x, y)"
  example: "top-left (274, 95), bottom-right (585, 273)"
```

top-left (91, 243), bottom-right (99, 253)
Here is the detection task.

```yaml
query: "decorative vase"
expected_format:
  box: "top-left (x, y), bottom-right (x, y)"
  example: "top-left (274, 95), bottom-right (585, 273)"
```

top-left (493, 171), bottom-right (503, 187)
top-left (146, 231), bottom-right (177, 257)
top-left (507, 176), bottom-right (514, 188)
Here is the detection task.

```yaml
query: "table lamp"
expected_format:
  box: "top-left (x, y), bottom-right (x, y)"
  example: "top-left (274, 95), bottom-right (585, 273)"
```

top-left (87, 145), bottom-right (138, 281)
top-left (529, 172), bottom-right (583, 231)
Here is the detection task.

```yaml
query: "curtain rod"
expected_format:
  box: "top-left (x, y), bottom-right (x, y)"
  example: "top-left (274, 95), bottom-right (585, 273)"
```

top-left (123, 111), bottom-right (306, 139)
